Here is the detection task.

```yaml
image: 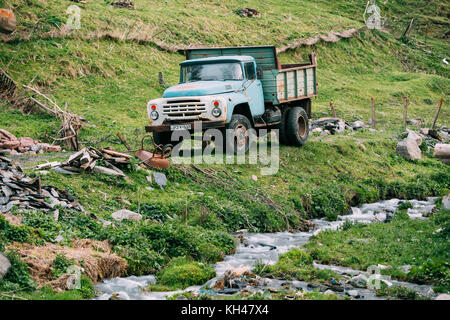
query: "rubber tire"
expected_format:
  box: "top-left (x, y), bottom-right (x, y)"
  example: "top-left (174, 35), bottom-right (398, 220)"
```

top-left (275, 108), bottom-right (290, 146)
top-left (286, 107), bottom-right (309, 146)
top-left (153, 131), bottom-right (173, 146)
top-left (224, 114), bottom-right (253, 154)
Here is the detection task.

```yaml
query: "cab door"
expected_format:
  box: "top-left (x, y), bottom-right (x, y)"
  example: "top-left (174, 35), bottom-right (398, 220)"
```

top-left (243, 62), bottom-right (265, 117)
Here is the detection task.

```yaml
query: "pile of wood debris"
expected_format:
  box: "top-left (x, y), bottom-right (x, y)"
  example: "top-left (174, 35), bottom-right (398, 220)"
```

top-left (37, 147), bottom-right (131, 177)
top-left (1, 68), bottom-right (85, 151)
top-left (0, 156), bottom-right (83, 213)
top-left (0, 129), bottom-right (61, 155)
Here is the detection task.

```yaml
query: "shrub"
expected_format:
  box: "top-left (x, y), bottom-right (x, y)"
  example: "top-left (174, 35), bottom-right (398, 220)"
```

top-left (157, 257), bottom-right (215, 289)
top-left (51, 254), bottom-right (76, 280)
top-left (0, 251), bottom-right (36, 292)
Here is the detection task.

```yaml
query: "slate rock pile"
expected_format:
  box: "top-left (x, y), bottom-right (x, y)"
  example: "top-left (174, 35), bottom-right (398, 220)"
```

top-left (237, 8), bottom-right (261, 18)
top-left (111, 1), bottom-right (135, 9)
top-left (0, 156), bottom-right (82, 213)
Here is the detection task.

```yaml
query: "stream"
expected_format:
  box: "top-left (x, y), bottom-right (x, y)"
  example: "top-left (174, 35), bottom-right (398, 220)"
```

top-left (94, 197), bottom-right (438, 300)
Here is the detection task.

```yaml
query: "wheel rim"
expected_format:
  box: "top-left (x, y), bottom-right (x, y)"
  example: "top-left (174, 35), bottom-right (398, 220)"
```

top-left (234, 124), bottom-right (248, 151)
top-left (298, 115), bottom-right (307, 138)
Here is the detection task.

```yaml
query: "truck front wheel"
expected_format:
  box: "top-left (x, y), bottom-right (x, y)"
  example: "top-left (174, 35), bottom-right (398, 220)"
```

top-left (286, 107), bottom-right (309, 146)
top-left (224, 114), bottom-right (252, 154)
top-left (153, 131), bottom-right (184, 147)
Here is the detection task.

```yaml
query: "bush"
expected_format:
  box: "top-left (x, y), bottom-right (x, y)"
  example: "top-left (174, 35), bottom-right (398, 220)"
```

top-left (305, 184), bottom-right (347, 220)
top-left (157, 257), bottom-right (215, 289)
top-left (51, 254), bottom-right (76, 280)
top-left (278, 249), bottom-right (313, 267)
top-left (0, 215), bottom-right (36, 244)
top-left (0, 251), bottom-right (36, 292)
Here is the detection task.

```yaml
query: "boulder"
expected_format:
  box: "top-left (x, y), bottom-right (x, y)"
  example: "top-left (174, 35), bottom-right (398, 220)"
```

top-left (0, 252), bottom-right (11, 279)
top-left (396, 138), bottom-right (421, 160)
top-left (406, 130), bottom-right (422, 146)
top-left (442, 194), bottom-right (450, 210)
top-left (435, 294), bottom-right (450, 300)
top-left (0, 9), bottom-right (16, 34)
top-left (346, 289), bottom-right (360, 298)
top-left (111, 209), bottom-right (142, 222)
top-left (348, 274), bottom-right (368, 288)
top-left (153, 172), bottom-right (167, 189)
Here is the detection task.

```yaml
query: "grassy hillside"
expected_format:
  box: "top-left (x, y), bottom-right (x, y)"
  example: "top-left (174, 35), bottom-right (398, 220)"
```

top-left (0, 0), bottom-right (449, 299)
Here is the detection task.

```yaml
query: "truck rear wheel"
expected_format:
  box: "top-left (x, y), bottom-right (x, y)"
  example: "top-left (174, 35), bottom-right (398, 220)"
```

top-left (286, 107), bottom-right (309, 146)
top-left (224, 114), bottom-right (252, 154)
top-left (276, 108), bottom-right (290, 145)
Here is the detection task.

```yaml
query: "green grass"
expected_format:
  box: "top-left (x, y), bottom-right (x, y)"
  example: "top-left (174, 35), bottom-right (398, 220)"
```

top-left (0, 0), bottom-right (449, 298)
top-left (253, 248), bottom-right (342, 284)
top-left (156, 257), bottom-right (216, 289)
top-left (304, 207), bottom-right (450, 292)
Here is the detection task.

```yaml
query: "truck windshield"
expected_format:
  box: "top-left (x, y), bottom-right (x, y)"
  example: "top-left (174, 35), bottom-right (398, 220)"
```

top-left (181, 62), bottom-right (243, 82)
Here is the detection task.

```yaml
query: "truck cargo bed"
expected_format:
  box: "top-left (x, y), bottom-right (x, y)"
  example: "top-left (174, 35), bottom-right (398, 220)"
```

top-left (185, 46), bottom-right (317, 105)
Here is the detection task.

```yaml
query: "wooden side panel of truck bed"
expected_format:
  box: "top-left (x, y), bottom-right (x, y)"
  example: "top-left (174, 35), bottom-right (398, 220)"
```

top-left (185, 46), bottom-right (317, 105)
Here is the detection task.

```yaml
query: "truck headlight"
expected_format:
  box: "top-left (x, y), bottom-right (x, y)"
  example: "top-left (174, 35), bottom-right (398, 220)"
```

top-left (150, 111), bottom-right (159, 120)
top-left (212, 107), bottom-right (221, 117)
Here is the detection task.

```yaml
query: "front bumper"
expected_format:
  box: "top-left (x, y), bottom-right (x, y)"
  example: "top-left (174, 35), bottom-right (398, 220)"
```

top-left (145, 120), bottom-right (226, 133)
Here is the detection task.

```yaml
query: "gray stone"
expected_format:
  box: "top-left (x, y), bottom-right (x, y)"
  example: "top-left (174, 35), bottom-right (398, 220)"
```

top-left (0, 252), bottom-right (11, 279)
top-left (111, 209), bottom-right (142, 222)
top-left (406, 129), bottom-right (423, 146)
top-left (153, 172), bottom-right (167, 189)
top-left (346, 289), bottom-right (360, 298)
top-left (398, 265), bottom-right (411, 274)
top-left (348, 274), bottom-right (368, 288)
top-left (396, 138), bottom-right (422, 160)
top-left (442, 194), bottom-right (450, 210)
top-left (55, 235), bottom-right (64, 243)
top-left (435, 294), bottom-right (450, 300)
top-left (176, 294), bottom-right (188, 300)
top-left (100, 219), bottom-right (113, 228)
top-left (324, 289), bottom-right (335, 295)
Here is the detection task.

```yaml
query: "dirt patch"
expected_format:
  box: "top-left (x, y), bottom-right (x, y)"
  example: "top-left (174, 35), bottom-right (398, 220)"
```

top-left (2, 213), bottom-right (23, 226)
top-left (9, 239), bottom-right (128, 290)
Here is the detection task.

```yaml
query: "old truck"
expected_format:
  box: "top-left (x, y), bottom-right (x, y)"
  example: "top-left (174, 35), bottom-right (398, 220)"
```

top-left (146, 45), bottom-right (317, 152)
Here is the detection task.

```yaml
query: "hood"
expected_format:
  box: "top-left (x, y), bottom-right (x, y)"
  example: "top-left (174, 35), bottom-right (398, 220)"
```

top-left (163, 81), bottom-right (242, 98)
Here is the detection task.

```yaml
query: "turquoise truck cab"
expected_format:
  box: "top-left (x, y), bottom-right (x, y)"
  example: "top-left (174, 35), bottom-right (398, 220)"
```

top-left (146, 46), bottom-right (318, 152)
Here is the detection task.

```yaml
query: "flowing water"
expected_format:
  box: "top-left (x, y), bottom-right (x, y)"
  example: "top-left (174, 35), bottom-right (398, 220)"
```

top-left (94, 197), bottom-right (437, 300)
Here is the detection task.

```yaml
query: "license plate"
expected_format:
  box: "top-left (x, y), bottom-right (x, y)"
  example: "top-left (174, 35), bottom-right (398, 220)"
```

top-left (170, 124), bottom-right (191, 131)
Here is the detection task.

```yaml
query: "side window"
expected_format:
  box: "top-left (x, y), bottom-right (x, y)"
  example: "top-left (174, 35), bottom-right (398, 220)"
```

top-left (244, 62), bottom-right (256, 80)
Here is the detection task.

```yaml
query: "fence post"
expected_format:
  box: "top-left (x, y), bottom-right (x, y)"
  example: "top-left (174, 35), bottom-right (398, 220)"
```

top-left (431, 98), bottom-right (444, 130)
top-left (330, 101), bottom-right (336, 118)
top-left (403, 97), bottom-right (408, 127)
top-left (371, 97), bottom-right (376, 129)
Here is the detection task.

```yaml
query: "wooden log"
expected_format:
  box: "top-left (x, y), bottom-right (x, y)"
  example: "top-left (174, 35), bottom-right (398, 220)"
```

top-left (93, 166), bottom-right (125, 177)
top-left (371, 97), bottom-right (376, 129)
top-left (433, 144), bottom-right (450, 159)
top-left (403, 97), bottom-right (408, 127)
top-left (431, 98), bottom-right (444, 130)
top-left (117, 132), bottom-right (132, 152)
top-left (79, 150), bottom-right (91, 165)
top-left (102, 148), bottom-right (133, 158)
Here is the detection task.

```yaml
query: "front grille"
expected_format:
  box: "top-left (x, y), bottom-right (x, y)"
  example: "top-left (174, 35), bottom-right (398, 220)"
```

top-left (162, 99), bottom-right (207, 119)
